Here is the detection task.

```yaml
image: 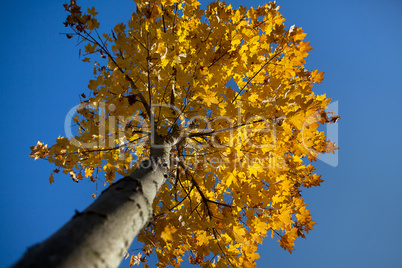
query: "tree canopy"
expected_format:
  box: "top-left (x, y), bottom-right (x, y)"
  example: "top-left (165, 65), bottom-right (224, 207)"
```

top-left (29, 0), bottom-right (338, 267)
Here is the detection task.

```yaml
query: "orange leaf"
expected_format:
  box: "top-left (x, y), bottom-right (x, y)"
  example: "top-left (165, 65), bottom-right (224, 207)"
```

top-left (49, 173), bottom-right (55, 184)
top-left (326, 141), bottom-right (339, 154)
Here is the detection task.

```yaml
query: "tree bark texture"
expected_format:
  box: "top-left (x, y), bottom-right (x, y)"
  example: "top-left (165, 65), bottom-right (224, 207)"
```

top-left (13, 141), bottom-right (172, 268)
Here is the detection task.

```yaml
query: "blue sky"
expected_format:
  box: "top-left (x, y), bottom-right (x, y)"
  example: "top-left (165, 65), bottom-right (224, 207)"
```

top-left (1, 0), bottom-right (401, 267)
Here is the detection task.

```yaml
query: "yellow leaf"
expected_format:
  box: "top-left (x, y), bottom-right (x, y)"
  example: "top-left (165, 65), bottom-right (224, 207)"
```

top-left (311, 70), bottom-right (324, 83)
top-left (233, 225), bottom-right (246, 243)
top-left (203, 93), bottom-right (219, 106)
top-left (161, 225), bottom-right (177, 242)
top-left (226, 173), bottom-right (236, 187)
top-left (254, 219), bottom-right (268, 235)
top-left (248, 93), bottom-right (259, 102)
top-left (84, 168), bottom-right (94, 178)
top-left (195, 231), bottom-right (209, 245)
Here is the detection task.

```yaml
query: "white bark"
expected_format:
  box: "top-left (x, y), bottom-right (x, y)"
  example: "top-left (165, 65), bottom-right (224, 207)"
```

top-left (13, 141), bottom-right (171, 268)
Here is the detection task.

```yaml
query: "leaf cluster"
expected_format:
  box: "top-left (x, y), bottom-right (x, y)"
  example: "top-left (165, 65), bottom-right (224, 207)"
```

top-left (30, 0), bottom-right (339, 267)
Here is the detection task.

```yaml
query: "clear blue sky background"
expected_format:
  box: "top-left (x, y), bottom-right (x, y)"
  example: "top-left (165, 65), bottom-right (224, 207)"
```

top-left (1, 0), bottom-right (401, 267)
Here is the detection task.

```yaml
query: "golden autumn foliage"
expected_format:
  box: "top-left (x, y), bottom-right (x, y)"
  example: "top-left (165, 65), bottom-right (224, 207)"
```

top-left (30, 0), bottom-right (339, 267)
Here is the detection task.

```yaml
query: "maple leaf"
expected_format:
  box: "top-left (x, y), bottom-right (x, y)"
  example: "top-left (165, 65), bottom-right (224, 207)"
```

top-left (49, 173), bottom-right (55, 184)
top-left (311, 69), bottom-right (324, 83)
top-left (201, 92), bottom-right (219, 106)
top-left (87, 7), bottom-right (98, 17)
top-left (84, 168), bottom-right (93, 178)
top-left (326, 141), bottom-right (339, 154)
top-left (160, 225), bottom-right (177, 242)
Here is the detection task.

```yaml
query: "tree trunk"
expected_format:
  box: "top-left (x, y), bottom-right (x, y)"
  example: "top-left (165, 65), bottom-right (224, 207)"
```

top-left (13, 141), bottom-right (171, 268)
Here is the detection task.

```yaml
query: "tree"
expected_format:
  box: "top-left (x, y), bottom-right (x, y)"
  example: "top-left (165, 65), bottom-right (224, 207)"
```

top-left (16, 0), bottom-right (338, 267)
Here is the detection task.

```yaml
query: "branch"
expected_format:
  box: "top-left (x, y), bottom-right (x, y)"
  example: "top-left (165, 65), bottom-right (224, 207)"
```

top-left (69, 26), bottom-right (152, 119)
